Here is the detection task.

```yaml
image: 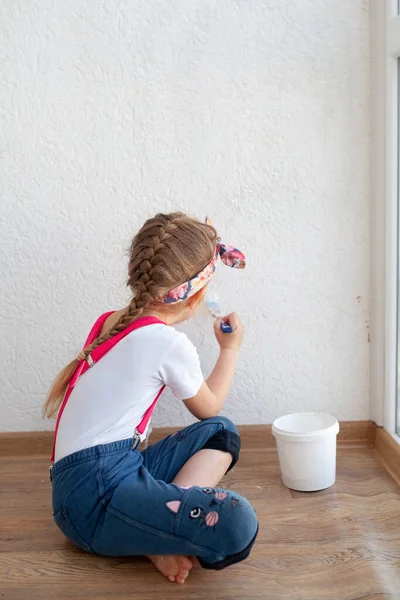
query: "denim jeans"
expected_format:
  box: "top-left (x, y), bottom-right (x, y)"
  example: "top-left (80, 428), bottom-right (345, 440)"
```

top-left (51, 417), bottom-right (259, 569)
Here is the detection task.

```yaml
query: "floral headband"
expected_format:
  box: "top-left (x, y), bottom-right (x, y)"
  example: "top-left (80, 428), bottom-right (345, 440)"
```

top-left (156, 220), bottom-right (246, 305)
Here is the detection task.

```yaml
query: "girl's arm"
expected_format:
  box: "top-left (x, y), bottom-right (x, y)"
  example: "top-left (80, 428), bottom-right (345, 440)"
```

top-left (183, 313), bottom-right (243, 420)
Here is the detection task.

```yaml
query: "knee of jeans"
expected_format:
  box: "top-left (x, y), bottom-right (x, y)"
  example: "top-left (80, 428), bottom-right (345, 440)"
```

top-left (225, 495), bottom-right (258, 554)
top-left (203, 416), bottom-right (239, 437)
top-left (202, 428), bottom-right (241, 470)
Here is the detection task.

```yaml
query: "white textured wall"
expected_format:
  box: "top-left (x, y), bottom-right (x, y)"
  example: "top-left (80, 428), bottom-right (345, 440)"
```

top-left (0, 0), bottom-right (370, 431)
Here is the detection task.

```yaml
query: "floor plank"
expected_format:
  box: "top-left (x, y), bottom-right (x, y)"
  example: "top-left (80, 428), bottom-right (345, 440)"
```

top-left (0, 447), bottom-right (399, 599)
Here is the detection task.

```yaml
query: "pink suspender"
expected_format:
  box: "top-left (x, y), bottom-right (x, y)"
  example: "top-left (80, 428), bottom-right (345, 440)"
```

top-left (50, 313), bottom-right (167, 463)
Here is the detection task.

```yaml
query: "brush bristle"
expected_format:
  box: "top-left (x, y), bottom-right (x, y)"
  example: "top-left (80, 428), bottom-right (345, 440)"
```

top-left (205, 294), bottom-right (221, 318)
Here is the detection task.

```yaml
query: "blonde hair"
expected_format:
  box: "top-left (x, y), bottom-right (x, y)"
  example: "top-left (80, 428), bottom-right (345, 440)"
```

top-left (43, 212), bottom-right (217, 418)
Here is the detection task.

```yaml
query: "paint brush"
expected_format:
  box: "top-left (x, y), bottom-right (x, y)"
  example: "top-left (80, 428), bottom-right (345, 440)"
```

top-left (204, 293), bottom-right (233, 333)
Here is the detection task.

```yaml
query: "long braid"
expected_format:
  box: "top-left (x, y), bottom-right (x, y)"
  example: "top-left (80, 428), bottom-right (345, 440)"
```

top-left (44, 212), bottom-right (217, 418)
top-left (76, 214), bottom-right (180, 359)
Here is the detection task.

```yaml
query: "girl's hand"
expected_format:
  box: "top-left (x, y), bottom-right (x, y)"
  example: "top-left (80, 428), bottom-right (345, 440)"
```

top-left (213, 312), bottom-right (244, 351)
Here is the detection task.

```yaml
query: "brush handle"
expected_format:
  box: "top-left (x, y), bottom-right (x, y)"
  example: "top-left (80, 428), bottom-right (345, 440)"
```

top-left (220, 322), bottom-right (233, 334)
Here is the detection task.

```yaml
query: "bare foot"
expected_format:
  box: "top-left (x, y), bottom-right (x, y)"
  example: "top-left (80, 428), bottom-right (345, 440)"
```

top-left (148, 555), bottom-right (194, 584)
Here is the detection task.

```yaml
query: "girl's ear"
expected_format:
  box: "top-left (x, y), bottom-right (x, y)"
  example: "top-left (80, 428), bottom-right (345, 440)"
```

top-left (188, 287), bottom-right (207, 310)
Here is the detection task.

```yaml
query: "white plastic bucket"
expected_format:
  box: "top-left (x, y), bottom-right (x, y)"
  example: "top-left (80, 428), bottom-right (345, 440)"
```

top-left (272, 412), bottom-right (340, 492)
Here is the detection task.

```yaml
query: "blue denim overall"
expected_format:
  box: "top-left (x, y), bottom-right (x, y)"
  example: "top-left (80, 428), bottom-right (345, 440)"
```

top-left (50, 314), bottom-right (258, 569)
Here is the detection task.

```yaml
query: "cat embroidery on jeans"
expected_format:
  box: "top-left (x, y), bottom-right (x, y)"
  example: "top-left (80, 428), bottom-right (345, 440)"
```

top-left (202, 487), bottom-right (227, 501)
top-left (165, 488), bottom-right (239, 530)
top-left (203, 487), bottom-right (240, 507)
top-left (166, 499), bottom-right (220, 529)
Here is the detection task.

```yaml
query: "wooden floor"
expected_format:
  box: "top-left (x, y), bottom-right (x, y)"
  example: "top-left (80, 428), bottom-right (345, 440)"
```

top-left (1, 445), bottom-right (400, 600)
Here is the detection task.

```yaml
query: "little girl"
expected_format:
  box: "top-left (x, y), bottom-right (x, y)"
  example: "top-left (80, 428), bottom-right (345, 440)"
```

top-left (45, 212), bottom-right (258, 584)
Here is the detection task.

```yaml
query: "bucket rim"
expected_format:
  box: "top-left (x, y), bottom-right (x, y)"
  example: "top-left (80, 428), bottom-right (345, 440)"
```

top-left (272, 412), bottom-right (339, 439)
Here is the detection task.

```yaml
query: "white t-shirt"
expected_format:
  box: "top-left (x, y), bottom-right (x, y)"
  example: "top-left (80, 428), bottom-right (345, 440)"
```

top-left (55, 323), bottom-right (204, 462)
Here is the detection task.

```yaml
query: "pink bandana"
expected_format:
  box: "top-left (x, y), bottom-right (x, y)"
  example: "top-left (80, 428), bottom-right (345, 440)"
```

top-left (156, 237), bottom-right (246, 305)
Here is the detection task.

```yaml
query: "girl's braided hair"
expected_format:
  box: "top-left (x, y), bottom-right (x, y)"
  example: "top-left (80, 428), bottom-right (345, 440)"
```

top-left (44, 212), bottom-right (217, 418)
